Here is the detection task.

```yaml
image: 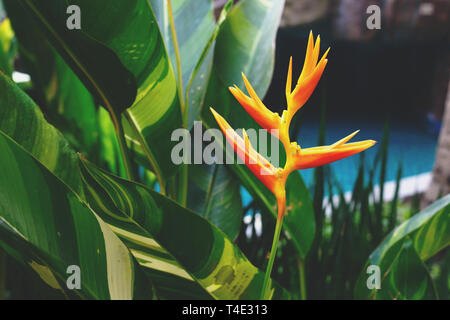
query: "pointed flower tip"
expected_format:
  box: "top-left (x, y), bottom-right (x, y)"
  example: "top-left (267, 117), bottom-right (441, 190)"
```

top-left (331, 130), bottom-right (367, 149)
top-left (322, 48), bottom-right (331, 62)
top-left (210, 107), bottom-right (221, 121)
top-left (288, 56), bottom-right (293, 69)
top-left (241, 73), bottom-right (252, 90)
top-left (349, 129), bottom-right (360, 137)
top-left (364, 138), bottom-right (376, 145)
top-left (356, 139), bottom-right (377, 151)
top-left (319, 48), bottom-right (331, 65)
top-left (286, 57), bottom-right (293, 97)
top-left (228, 86), bottom-right (239, 96)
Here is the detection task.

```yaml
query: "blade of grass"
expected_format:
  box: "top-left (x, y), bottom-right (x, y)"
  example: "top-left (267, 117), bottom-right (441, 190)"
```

top-left (388, 163), bottom-right (402, 231)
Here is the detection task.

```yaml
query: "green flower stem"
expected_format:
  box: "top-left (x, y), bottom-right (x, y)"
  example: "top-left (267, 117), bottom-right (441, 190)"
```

top-left (298, 258), bottom-right (307, 300)
top-left (260, 213), bottom-right (284, 300)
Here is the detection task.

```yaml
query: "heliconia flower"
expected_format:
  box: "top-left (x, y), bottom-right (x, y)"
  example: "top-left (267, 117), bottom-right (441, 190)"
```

top-left (210, 107), bottom-right (283, 198)
top-left (228, 73), bottom-right (281, 133)
top-left (289, 130), bottom-right (376, 170)
top-left (210, 31), bottom-right (375, 219)
top-left (286, 31), bottom-right (330, 114)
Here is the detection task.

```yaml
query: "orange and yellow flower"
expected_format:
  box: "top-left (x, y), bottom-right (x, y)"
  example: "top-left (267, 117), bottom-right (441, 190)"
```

top-left (210, 31), bottom-right (375, 218)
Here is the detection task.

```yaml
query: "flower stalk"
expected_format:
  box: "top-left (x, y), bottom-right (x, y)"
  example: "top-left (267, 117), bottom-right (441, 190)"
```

top-left (260, 196), bottom-right (285, 300)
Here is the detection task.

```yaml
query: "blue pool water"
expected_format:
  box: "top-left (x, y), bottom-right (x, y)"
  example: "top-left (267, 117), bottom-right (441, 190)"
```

top-left (296, 114), bottom-right (438, 192)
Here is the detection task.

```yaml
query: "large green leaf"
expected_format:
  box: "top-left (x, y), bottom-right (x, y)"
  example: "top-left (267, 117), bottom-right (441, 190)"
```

top-left (142, 267), bottom-right (211, 300)
top-left (97, 107), bottom-right (127, 177)
top-left (4, 0), bottom-right (99, 152)
top-left (12, 0), bottom-right (137, 114)
top-left (375, 238), bottom-right (437, 299)
top-left (150, 0), bottom-right (228, 129)
top-left (284, 172), bottom-right (316, 258)
top-left (0, 72), bottom-right (83, 196)
top-left (49, 54), bottom-right (99, 152)
top-left (150, 0), bottom-right (242, 239)
top-left (0, 131), bottom-right (152, 300)
top-left (202, 0), bottom-right (286, 128)
top-left (16, 0), bottom-right (182, 183)
top-left (79, 157), bottom-right (290, 300)
top-left (150, 0), bottom-right (215, 92)
top-left (354, 194), bottom-right (450, 299)
top-left (187, 163), bottom-right (242, 240)
top-left (0, 69), bottom-right (195, 299)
